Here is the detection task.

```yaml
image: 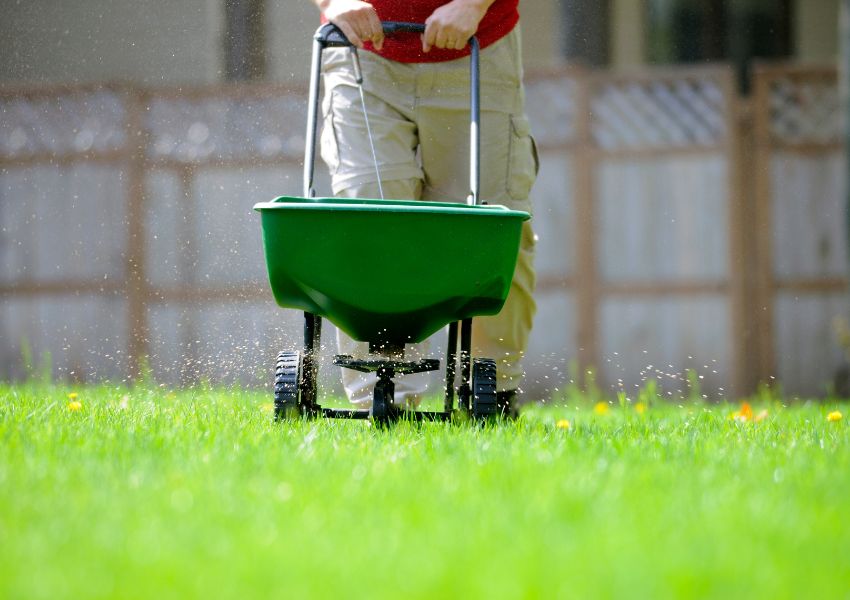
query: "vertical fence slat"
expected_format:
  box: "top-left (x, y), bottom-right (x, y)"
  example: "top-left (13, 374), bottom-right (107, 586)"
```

top-left (728, 91), bottom-right (755, 396)
top-left (125, 89), bottom-right (151, 378)
top-left (752, 71), bottom-right (777, 384)
top-left (574, 72), bottom-right (599, 375)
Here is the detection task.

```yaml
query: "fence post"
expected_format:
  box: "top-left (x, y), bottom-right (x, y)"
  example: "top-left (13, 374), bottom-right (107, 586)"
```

top-left (125, 88), bottom-right (150, 380)
top-left (729, 90), bottom-right (759, 398)
top-left (574, 71), bottom-right (599, 378)
top-left (751, 69), bottom-right (777, 385)
top-left (842, 0), bottom-right (850, 268)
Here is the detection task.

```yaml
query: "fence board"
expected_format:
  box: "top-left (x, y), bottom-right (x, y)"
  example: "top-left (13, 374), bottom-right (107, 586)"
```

top-left (771, 152), bottom-right (847, 280)
top-left (147, 300), bottom-right (301, 387)
top-left (144, 170), bottom-right (189, 287)
top-left (1, 164), bottom-right (127, 283)
top-left (530, 151), bottom-right (575, 278)
top-left (775, 292), bottom-right (849, 396)
top-left (599, 296), bottom-right (730, 396)
top-left (0, 295), bottom-right (128, 382)
top-left (523, 292), bottom-right (577, 396)
top-left (192, 168), bottom-right (293, 287)
top-left (597, 155), bottom-right (729, 282)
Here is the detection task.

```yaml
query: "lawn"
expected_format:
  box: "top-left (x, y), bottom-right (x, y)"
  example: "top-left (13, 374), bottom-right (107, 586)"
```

top-left (1, 383), bottom-right (848, 599)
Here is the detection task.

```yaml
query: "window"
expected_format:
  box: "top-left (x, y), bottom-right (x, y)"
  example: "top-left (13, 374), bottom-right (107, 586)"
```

top-left (224, 0), bottom-right (267, 81)
top-left (646, 0), bottom-right (792, 93)
top-left (560, 0), bottom-right (611, 67)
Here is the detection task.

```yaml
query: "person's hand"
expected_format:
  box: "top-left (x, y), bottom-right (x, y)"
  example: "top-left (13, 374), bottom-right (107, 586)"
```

top-left (422, 0), bottom-right (491, 52)
top-left (319, 0), bottom-right (384, 50)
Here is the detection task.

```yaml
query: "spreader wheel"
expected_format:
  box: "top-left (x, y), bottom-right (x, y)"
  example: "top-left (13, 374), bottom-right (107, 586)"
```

top-left (274, 351), bottom-right (303, 420)
top-left (471, 358), bottom-right (498, 419)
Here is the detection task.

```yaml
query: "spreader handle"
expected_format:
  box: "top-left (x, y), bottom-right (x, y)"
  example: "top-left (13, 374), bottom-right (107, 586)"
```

top-left (382, 22), bottom-right (427, 35)
top-left (304, 21), bottom-right (481, 205)
top-left (316, 22), bottom-right (425, 47)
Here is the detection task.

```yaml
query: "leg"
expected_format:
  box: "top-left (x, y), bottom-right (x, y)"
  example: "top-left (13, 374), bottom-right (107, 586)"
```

top-left (416, 28), bottom-right (539, 398)
top-left (319, 47), bottom-right (421, 194)
top-left (471, 221), bottom-right (536, 392)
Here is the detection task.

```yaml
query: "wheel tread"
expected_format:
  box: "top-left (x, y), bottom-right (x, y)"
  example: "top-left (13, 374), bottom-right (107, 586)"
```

top-left (274, 351), bottom-right (301, 419)
top-left (472, 358), bottom-right (498, 418)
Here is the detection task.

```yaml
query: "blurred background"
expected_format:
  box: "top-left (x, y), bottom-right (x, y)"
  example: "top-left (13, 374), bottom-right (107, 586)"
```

top-left (0, 0), bottom-right (847, 400)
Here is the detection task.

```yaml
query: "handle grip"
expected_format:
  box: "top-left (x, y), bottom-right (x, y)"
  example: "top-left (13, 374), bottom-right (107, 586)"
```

top-left (381, 22), bottom-right (426, 35)
top-left (316, 21), bottom-right (426, 47)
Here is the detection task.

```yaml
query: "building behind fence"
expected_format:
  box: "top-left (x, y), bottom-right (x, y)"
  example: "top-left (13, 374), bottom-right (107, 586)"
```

top-left (0, 63), bottom-right (847, 398)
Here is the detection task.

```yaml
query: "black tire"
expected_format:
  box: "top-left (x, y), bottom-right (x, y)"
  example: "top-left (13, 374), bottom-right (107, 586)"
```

top-left (471, 358), bottom-right (498, 419)
top-left (274, 351), bottom-right (302, 420)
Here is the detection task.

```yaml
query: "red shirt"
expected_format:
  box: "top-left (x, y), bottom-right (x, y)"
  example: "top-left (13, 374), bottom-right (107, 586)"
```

top-left (326, 1), bottom-right (519, 63)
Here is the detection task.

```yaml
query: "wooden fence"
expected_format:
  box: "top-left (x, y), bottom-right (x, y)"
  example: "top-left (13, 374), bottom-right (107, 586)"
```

top-left (0, 64), bottom-right (846, 398)
top-left (752, 65), bottom-right (847, 395)
top-left (523, 65), bottom-right (743, 398)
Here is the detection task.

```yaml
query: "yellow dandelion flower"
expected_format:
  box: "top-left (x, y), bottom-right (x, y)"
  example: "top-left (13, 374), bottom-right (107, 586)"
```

top-left (261, 402), bottom-right (275, 413)
top-left (731, 402), bottom-right (753, 422)
top-left (556, 419), bottom-right (571, 429)
top-left (634, 402), bottom-right (646, 415)
top-left (827, 411), bottom-right (843, 423)
top-left (593, 402), bottom-right (609, 415)
top-left (67, 401), bottom-right (82, 412)
top-left (67, 392), bottom-right (78, 400)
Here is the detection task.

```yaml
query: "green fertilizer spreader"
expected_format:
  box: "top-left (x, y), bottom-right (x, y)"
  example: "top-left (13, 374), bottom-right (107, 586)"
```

top-left (254, 22), bottom-right (530, 425)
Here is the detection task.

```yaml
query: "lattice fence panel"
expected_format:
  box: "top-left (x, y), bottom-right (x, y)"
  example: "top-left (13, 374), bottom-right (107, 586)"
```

top-left (768, 76), bottom-right (842, 145)
top-left (524, 74), bottom-right (580, 148)
top-left (591, 76), bottom-right (728, 151)
top-left (146, 92), bottom-right (307, 163)
top-left (0, 88), bottom-right (127, 159)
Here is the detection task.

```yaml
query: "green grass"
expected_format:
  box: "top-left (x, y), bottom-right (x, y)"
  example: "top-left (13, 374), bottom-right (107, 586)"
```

top-left (1, 383), bottom-right (848, 599)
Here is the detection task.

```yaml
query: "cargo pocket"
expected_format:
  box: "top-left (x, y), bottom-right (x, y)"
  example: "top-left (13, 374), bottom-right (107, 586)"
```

top-left (507, 115), bottom-right (539, 202)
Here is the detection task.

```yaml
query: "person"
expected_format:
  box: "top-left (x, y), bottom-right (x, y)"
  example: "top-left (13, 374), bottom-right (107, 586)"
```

top-left (310, 0), bottom-right (538, 416)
